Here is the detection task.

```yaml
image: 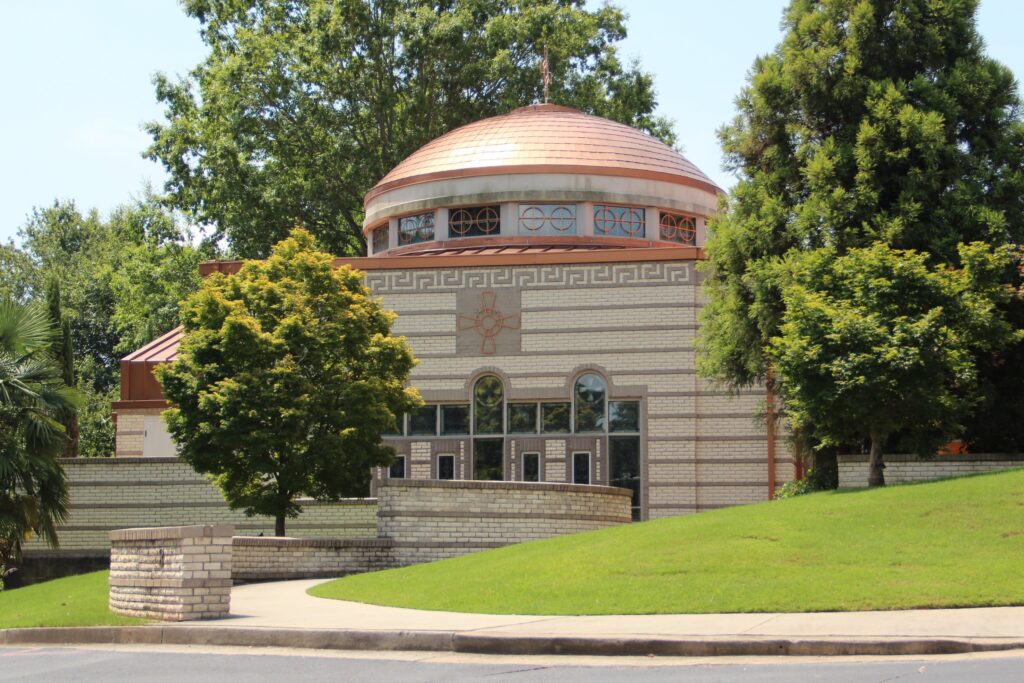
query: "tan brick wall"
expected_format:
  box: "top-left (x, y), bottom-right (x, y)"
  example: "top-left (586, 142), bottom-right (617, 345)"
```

top-left (231, 537), bottom-right (394, 581)
top-left (377, 479), bottom-right (631, 565)
top-left (22, 458), bottom-right (377, 558)
top-left (108, 524), bottom-right (233, 621)
top-left (838, 454), bottom-right (1024, 488)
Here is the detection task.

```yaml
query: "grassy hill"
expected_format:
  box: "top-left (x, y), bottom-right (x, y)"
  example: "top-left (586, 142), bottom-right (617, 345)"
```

top-left (310, 469), bottom-right (1024, 614)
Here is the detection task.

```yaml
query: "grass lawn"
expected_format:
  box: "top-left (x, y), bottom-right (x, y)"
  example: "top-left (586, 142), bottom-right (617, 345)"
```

top-left (0, 570), bottom-right (147, 628)
top-left (310, 468), bottom-right (1024, 615)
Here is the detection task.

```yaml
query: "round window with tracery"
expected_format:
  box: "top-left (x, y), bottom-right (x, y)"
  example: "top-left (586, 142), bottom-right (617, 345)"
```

top-left (659, 212), bottom-right (697, 245)
top-left (594, 205), bottom-right (645, 237)
top-left (519, 204), bottom-right (576, 234)
top-left (450, 206), bottom-right (501, 238)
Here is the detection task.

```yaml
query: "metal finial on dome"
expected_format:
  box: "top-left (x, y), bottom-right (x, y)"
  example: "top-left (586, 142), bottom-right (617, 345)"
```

top-left (540, 46), bottom-right (550, 104)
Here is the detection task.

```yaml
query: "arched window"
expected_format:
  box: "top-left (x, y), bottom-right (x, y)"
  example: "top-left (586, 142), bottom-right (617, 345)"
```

top-left (574, 373), bottom-right (606, 433)
top-left (473, 375), bottom-right (504, 435)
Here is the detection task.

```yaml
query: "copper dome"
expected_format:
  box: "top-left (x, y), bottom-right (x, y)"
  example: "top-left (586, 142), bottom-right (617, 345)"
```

top-left (366, 104), bottom-right (720, 202)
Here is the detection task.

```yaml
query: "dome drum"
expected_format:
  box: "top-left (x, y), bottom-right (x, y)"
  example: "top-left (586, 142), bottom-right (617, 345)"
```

top-left (367, 201), bottom-right (707, 256)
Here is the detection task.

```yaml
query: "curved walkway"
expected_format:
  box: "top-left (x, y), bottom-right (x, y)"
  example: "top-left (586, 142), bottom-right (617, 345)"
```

top-left (148, 579), bottom-right (1024, 656)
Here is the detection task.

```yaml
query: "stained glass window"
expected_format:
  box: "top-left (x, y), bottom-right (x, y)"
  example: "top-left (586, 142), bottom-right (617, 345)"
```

top-left (441, 404), bottom-right (470, 435)
top-left (409, 405), bottom-right (437, 435)
top-left (594, 205), bottom-right (645, 237)
top-left (574, 373), bottom-right (606, 432)
top-left (449, 205), bottom-right (500, 238)
top-left (508, 403), bottom-right (538, 433)
top-left (398, 211), bottom-right (435, 244)
top-left (372, 225), bottom-right (390, 253)
top-left (609, 401), bottom-right (640, 433)
top-left (473, 376), bottom-right (504, 434)
top-left (517, 204), bottom-right (576, 235)
top-left (659, 211), bottom-right (697, 245)
top-left (541, 402), bottom-right (571, 433)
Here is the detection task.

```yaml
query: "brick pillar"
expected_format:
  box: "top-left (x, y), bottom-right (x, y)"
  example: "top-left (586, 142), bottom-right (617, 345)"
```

top-left (108, 524), bottom-right (234, 621)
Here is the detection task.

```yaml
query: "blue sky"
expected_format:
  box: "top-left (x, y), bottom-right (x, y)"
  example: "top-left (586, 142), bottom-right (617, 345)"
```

top-left (1, 0), bottom-right (1022, 244)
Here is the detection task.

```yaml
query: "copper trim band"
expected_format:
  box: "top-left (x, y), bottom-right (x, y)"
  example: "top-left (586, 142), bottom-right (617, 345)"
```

top-left (364, 164), bottom-right (723, 205)
top-left (199, 246), bottom-right (704, 276)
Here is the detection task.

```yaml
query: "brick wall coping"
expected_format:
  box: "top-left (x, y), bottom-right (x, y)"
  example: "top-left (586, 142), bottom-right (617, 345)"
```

top-left (379, 478), bottom-right (634, 497)
top-left (232, 536), bottom-right (394, 549)
top-left (838, 453), bottom-right (1024, 464)
top-left (109, 524), bottom-right (235, 542)
top-left (60, 457), bottom-right (182, 465)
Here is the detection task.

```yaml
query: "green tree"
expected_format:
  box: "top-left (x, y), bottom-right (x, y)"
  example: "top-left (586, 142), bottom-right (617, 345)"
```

top-left (156, 229), bottom-right (420, 535)
top-left (771, 242), bottom-right (1020, 486)
top-left (44, 279), bottom-right (79, 458)
top-left (147, 0), bottom-right (675, 257)
top-left (698, 0), bottom-right (1024, 474)
top-left (700, 0), bottom-right (1024, 388)
top-left (0, 301), bottom-right (78, 581)
top-left (6, 196), bottom-right (213, 457)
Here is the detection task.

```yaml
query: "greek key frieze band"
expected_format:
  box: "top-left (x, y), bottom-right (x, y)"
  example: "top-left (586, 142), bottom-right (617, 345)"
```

top-left (365, 262), bottom-right (694, 293)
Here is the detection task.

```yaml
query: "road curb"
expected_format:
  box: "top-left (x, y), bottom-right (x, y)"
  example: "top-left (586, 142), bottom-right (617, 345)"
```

top-left (3, 626), bottom-right (1024, 657)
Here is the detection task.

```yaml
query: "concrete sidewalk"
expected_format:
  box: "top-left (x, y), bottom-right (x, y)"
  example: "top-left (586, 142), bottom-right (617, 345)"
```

top-left (201, 579), bottom-right (1024, 641)
top-left (4, 579), bottom-right (1024, 657)
top-left (156, 579), bottom-right (1024, 656)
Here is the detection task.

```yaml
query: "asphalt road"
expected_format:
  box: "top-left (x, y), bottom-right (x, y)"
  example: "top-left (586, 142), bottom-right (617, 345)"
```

top-left (1, 646), bottom-right (1023, 682)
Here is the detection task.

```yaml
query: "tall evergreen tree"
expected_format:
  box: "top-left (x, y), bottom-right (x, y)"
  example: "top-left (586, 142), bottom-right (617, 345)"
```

top-left (44, 279), bottom-right (79, 458)
top-left (698, 0), bottom-right (1024, 481)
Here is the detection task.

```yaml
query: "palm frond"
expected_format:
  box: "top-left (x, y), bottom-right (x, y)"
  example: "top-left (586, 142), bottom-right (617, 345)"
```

top-left (0, 301), bottom-right (55, 356)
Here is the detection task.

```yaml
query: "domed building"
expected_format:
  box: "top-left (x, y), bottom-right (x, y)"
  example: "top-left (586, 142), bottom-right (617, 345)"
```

top-left (115, 104), bottom-right (793, 521)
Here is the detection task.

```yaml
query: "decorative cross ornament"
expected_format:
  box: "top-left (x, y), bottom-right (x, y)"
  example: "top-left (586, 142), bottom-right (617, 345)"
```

top-left (457, 290), bottom-right (521, 355)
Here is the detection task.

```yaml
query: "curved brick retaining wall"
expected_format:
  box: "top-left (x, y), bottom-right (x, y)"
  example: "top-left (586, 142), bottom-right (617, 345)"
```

top-left (838, 453), bottom-right (1024, 488)
top-left (232, 537), bottom-right (395, 581)
top-left (378, 479), bottom-right (633, 566)
top-left (226, 480), bottom-right (633, 582)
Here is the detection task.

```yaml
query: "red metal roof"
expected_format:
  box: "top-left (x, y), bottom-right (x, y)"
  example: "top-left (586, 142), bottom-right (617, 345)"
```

top-left (367, 104), bottom-right (720, 201)
top-left (119, 327), bottom-right (182, 403)
top-left (122, 326), bottom-right (182, 363)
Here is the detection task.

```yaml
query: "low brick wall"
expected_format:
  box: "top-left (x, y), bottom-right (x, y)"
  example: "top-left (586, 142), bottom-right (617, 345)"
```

top-left (108, 525), bottom-right (233, 621)
top-left (838, 453), bottom-right (1024, 488)
top-left (231, 537), bottom-right (395, 581)
top-left (378, 479), bottom-right (633, 565)
top-left (22, 458), bottom-right (377, 581)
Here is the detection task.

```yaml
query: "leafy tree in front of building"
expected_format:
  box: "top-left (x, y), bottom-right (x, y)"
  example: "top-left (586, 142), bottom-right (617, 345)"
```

top-left (156, 229), bottom-right (421, 535)
top-left (698, 0), bottom-right (1024, 483)
top-left (146, 0), bottom-right (676, 257)
top-left (771, 242), bottom-right (1020, 486)
top-left (0, 301), bottom-right (79, 586)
